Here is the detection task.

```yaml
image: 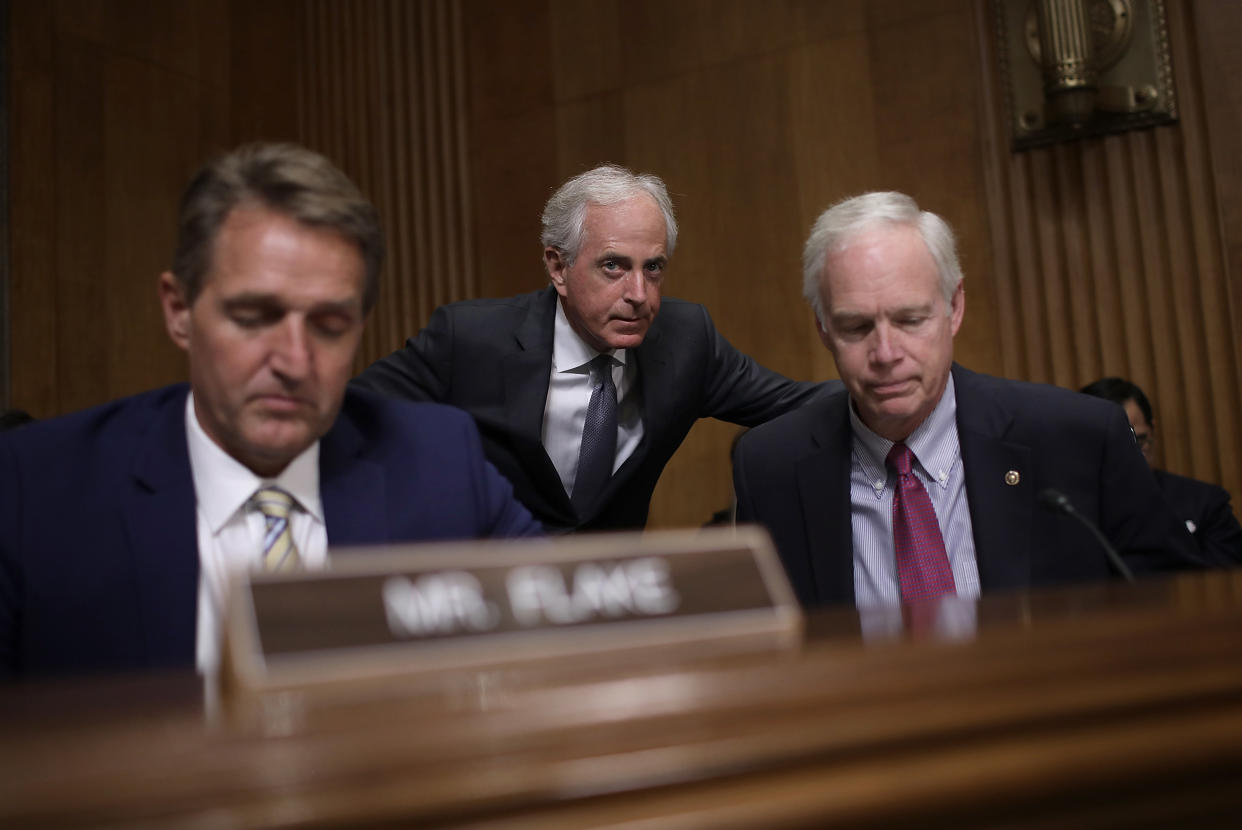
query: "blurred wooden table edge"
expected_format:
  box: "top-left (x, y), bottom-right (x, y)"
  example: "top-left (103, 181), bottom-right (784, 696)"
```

top-left (2, 569), bottom-right (1241, 828)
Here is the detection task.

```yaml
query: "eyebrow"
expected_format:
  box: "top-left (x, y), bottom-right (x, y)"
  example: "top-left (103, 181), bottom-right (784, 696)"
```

top-left (831, 302), bottom-right (936, 323)
top-left (221, 293), bottom-right (361, 315)
top-left (890, 302), bottom-right (936, 317)
top-left (596, 251), bottom-right (668, 267)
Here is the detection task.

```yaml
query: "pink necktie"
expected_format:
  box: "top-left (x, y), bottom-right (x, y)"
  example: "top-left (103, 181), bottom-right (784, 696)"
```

top-left (887, 443), bottom-right (956, 602)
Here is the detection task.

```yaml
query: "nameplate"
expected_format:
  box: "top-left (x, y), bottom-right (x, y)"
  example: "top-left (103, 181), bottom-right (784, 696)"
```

top-left (223, 526), bottom-right (801, 692)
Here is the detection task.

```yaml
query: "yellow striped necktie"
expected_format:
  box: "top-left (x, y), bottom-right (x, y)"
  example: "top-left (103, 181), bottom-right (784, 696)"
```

top-left (250, 487), bottom-right (301, 572)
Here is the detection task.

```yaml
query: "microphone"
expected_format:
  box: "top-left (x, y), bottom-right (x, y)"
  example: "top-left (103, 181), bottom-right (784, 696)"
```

top-left (1038, 488), bottom-right (1135, 583)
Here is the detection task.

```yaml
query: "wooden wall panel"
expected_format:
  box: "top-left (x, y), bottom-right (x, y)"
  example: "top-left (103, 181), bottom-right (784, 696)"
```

top-left (463, 0), bottom-right (556, 301)
top-left (52, 31), bottom-right (109, 414)
top-left (297, 0), bottom-right (478, 368)
top-left (1194, 0), bottom-right (1242, 319)
top-left (1168, 2), bottom-right (1242, 491)
top-left (228, 0), bottom-right (299, 142)
top-left (7, 0), bottom-right (57, 417)
top-left (8, 0), bottom-right (231, 417)
top-left (976, 0), bottom-right (1242, 500)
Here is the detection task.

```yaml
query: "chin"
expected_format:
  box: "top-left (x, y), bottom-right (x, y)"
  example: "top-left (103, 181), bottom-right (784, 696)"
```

top-left (249, 421), bottom-right (319, 455)
top-left (603, 328), bottom-right (650, 350)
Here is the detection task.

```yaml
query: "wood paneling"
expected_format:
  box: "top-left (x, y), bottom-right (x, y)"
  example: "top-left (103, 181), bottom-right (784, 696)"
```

top-left (7, 0), bottom-right (57, 417)
top-left (463, 0), bottom-right (557, 300)
top-left (1195, 0), bottom-right (1242, 317)
top-left (297, 0), bottom-right (477, 368)
top-left (228, 0), bottom-right (299, 142)
top-left (977, 0), bottom-right (1242, 499)
top-left (8, 0), bottom-right (229, 417)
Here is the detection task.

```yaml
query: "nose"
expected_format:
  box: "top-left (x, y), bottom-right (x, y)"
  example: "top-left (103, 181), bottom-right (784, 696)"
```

top-left (271, 317), bottom-right (312, 382)
top-left (621, 269), bottom-right (648, 306)
top-left (869, 322), bottom-right (901, 366)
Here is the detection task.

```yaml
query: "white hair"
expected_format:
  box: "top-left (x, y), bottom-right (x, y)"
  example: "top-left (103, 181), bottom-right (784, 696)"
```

top-left (541, 164), bottom-right (677, 265)
top-left (802, 191), bottom-right (962, 324)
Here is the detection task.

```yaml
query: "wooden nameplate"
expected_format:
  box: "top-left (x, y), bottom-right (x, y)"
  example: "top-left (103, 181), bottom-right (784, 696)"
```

top-left (221, 525), bottom-right (801, 700)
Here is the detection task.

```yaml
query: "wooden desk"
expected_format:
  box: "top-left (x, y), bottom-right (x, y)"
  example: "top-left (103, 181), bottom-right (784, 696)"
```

top-left (3, 571), bottom-right (1242, 828)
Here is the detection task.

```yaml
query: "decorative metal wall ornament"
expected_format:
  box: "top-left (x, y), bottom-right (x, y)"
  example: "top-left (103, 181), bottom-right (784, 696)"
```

top-left (994, 0), bottom-right (1177, 150)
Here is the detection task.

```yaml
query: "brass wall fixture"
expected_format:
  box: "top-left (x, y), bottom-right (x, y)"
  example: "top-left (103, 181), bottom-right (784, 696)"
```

top-left (994, 0), bottom-right (1177, 149)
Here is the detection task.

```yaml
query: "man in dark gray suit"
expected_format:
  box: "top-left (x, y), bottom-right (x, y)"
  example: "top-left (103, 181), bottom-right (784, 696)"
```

top-left (355, 164), bottom-right (828, 531)
top-left (734, 192), bottom-right (1195, 609)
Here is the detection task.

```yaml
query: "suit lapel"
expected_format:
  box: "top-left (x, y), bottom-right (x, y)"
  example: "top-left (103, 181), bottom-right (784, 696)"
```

top-left (124, 388), bottom-right (199, 664)
top-left (798, 395), bottom-right (857, 605)
top-left (503, 289), bottom-right (575, 525)
top-left (953, 366), bottom-right (1034, 591)
top-left (321, 403), bottom-right (388, 547)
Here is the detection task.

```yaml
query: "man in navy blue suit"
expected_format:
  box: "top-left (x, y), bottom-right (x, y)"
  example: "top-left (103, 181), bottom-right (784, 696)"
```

top-left (734, 192), bottom-right (1195, 609)
top-left (0, 143), bottom-right (540, 679)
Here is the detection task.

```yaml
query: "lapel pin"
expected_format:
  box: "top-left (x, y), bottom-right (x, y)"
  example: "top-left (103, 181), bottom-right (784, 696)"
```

top-left (1004, 470), bottom-right (1020, 486)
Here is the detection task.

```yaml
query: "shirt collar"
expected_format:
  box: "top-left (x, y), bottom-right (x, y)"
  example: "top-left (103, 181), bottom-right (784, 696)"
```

top-left (849, 373), bottom-right (960, 491)
top-left (552, 295), bottom-right (629, 373)
top-left (184, 392), bottom-right (324, 533)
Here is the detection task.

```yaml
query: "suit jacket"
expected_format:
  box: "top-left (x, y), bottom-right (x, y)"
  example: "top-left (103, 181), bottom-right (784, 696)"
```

top-left (353, 287), bottom-right (830, 532)
top-left (0, 385), bottom-right (541, 678)
top-left (1154, 468), bottom-right (1242, 567)
top-left (734, 365), bottom-right (1198, 608)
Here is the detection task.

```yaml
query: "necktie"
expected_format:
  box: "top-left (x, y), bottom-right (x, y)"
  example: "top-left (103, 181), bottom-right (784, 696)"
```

top-left (887, 443), bottom-right (955, 602)
top-left (251, 486), bottom-right (301, 572)
top-left (572, 354), bottom-right (618, 515)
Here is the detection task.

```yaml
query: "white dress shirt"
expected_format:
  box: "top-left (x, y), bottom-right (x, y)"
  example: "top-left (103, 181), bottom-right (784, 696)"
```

top-left (847, 375), bottom-right (981, 608)
top-left (184, 393), bottom-right (328, 676)
top-left (542, 298), bottom-right (643, 498)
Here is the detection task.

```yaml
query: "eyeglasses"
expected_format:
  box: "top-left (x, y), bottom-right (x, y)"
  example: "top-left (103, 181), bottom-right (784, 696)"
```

top-left (1131, 428), bottom-right (1152, 450)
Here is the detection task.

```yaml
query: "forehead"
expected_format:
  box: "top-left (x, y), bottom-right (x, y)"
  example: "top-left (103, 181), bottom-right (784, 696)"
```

top-left (1123, 399), bottom-right (1151, 429)
top-left (205, 206), bottom-right (366, 300)
top-left (821, 224), bottom-right (940, 310)
top-left (580, 196), bottom-right (667, 250)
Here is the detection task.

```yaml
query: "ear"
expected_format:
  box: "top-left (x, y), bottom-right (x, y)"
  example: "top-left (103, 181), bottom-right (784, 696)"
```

top-left (158, 271), bottom-right (192, 351)
top-left (948, 281), bottom-right (966, 336)
top-left (544, 247), bottom-right (569, 297)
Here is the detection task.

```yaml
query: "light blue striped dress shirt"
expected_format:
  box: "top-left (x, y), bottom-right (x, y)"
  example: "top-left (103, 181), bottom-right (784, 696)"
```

top-left (849, 374), bottom-right (981, 608)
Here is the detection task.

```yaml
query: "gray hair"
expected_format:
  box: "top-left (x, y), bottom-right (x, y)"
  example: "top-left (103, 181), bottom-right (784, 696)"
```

top-left (802, 191), bottom-right (962, 324)
top-left (172, 143), bottom-right (384, 312)
top-left (540, 164), bottom-right (677, 265)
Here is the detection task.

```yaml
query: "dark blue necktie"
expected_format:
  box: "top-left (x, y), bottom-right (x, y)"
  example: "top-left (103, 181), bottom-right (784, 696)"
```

top-left (572, 354), bottom-right (618, 515)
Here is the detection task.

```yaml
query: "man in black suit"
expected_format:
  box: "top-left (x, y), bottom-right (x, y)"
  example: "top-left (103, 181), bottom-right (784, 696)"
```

top-left (354, 165), bottom-right (827, 532)
top-left (733, 192), bottom-right (1194, 609)
top-left (1081, 377), bottom-right (1242, 567)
